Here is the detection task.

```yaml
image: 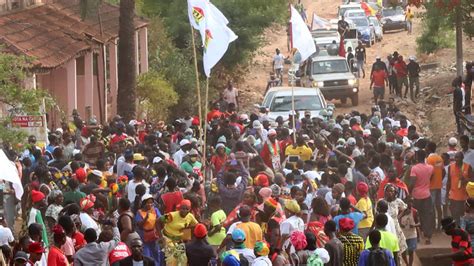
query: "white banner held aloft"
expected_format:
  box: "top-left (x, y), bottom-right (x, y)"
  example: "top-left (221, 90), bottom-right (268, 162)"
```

top-left (0, 150), bottom-right (24, 200)
top-left (291, 5), bottom-right (316, 62)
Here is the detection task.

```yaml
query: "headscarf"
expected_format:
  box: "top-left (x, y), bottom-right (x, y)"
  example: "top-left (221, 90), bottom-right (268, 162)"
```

top-left (49, 190), bottom-right (63, 201)
top-left (332, 183), bottom-right (345, 194)
top-left (264, 198), bottom-right (278, 211)
top-left (285, 199), bottom-right (301, 214)
top-left (31, 190), bottom-right (45, 203)
top-left (339, 217), bottom-right (355, 232)
top-left (259, 187), bottom-right (272, 201)
top-left (254, 241), bottom-right (270, 256)
top-left (290, 231), bottom-right (307, 251)
top-left (52, 224), bottom-right (65, 236)
top-left (356, 182), bottom-right (369, 197)
top-left (79, 197), bottom-right (94, 211)
top-left (194, 223), bottom-right (207, 238)
top-left (270, 184), bottom-right (281, 197)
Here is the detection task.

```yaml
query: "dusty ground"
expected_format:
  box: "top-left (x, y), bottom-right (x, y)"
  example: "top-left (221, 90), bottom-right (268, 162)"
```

top-left (238, 0), bottom-right (474, 146)
top-left (237, 0), bottom-right (474, 264)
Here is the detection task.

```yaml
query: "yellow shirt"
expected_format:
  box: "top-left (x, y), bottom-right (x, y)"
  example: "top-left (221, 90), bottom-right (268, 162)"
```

top-left (163, 211), bottom-right (198, 238)
top-left (356, 197), bottom-right (373, 229)
top-left (285, 145), bottom-right (313, 161)
top-left (228, 221), bottom-right (263, 249)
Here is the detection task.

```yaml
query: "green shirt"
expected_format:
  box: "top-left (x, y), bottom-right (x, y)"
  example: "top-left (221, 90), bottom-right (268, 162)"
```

top-left (207, 210), bottom-right (227, 245)
top-left (365, 229), bottom-right (400, 254)
top-left (63, 190), bottom-right (86, 205)
top-left (180, 161), bottom-right (203, 175)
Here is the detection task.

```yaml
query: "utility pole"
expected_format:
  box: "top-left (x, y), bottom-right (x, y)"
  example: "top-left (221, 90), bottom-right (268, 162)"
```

top-left (455, 6), bottom-right (463, 77)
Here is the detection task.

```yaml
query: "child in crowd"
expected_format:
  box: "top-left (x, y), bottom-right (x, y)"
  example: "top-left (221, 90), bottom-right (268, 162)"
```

top-left (460, 198), bottom-right (474, 248)
top-left (399, 196), bottom-right (420, 266)
top-left (207, 196), bottom-right (227, 251)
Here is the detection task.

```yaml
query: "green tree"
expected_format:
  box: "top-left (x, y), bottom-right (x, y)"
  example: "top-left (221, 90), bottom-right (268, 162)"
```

top-left (136, 71), bottom-right (179, 121)
top-left (417, 0), bottom-right (473, 53)
top-left (0, 51), bottom-right (56, 148)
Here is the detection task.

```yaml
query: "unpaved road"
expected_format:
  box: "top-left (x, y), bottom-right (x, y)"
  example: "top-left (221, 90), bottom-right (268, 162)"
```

top-left (238, 0), bottom-right (421, 115)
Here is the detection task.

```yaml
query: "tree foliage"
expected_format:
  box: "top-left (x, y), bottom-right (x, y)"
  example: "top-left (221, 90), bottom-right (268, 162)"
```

top-left (416, 0), bottom-right (473, 53)
top-left (0, 51), bottom-right (56, 148)
top-left (137, 0), bottom-right (287, 118)
top-left (136, 71), bottom-right (178, 121)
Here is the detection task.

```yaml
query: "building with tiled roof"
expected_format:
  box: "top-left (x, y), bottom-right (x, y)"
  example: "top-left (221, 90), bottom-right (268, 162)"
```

top-left (0, 0), bottom-right (149, 126)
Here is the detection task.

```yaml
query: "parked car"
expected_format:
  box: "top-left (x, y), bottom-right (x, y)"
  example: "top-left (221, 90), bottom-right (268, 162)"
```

top-left (344, 9), bottom-right (367, 18)
top-left (347, 17), bottom-right (376, 47)
top-left (380, 7), bottom-right (407, 33)
top-left (299, 55), bottom-right (359, 106)
top-left (368, 16), bottom-right (383, 41)
top-left (338, 3), bottom-right (362, 19)
top-left (262, 87), bottom-right (328, 122)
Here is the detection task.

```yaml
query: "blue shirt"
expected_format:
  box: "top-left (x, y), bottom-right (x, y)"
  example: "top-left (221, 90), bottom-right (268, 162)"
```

top-left (357, 248), bottom-right (396, 266)
top-left (333, 212), bottom-right (364, 234)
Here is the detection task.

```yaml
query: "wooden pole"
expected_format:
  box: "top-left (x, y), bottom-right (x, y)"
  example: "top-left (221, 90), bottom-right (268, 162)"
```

top-left (203, 78), bottom-right (210, 181)
top-left (190, 26), bottom-right (204, 155)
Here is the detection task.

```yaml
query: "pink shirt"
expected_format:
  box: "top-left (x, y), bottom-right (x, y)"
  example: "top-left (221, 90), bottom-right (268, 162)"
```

top-left (410, 163), bottom-right (434, 199)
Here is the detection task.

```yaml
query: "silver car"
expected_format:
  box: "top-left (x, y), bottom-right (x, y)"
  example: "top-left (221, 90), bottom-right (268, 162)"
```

top-left (262, 87), bottom-right (328, 122)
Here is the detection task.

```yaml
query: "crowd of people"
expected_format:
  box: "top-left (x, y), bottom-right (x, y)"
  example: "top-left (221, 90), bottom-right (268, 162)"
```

top-left (2, 91), bottom-right (474, 266)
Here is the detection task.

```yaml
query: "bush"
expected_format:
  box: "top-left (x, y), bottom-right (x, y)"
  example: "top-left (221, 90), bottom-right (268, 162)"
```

top-left (136, 71), bottom-right (179, 122)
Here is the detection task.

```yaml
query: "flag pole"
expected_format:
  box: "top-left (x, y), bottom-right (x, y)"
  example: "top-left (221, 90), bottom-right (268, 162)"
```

top-left (190, 26), bottom-right (204, 156)
top-left (289, 3), bottom-right (297, 144)
top-left (203, 77), bottom-right (210, 181)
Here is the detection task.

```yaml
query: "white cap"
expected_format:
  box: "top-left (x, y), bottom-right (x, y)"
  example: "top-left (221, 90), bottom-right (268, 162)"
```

top-left (180, 139), bottom-right (191, 146)
top-left (92, 170), bottom-right (103, 177)
top-left (448, 137), bottom-right (458, 146)
top-left (239, 114), bottom-right (249, 121)
top-left (141, 194), bottom-right (154, 203)
top-left (268, 129), bottom-right (277, 136)
top-left (253, 120), bottom-right (262, 129)
top-left (347, 137), bottom-right (356, 146)
top-left (341, 119), bottom-right (350, 126)
top-left (129, 119), bottom-right (138, 126)
top-left (185, 128), bottom-right (193, 135)
top-left (152, 156), bottom-right (163, 164)
top-left (216, 143), bottom-right (226, 149)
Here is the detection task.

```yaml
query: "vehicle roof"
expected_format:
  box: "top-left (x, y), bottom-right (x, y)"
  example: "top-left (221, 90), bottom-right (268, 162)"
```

top-left (266, 87), bottom-right (322, 95)
top-left (310, 55), bottom-right (347, 61)
top-left (339, 3), bottom-right (362, 8)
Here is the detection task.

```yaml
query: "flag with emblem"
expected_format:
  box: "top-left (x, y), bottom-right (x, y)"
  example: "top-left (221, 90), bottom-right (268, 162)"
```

top-left (187, 0), bottom-right (237, 77)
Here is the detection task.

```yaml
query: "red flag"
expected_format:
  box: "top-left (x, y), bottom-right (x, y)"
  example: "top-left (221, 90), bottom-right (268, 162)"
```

top-left (338, 36), bottom-right (346, 57)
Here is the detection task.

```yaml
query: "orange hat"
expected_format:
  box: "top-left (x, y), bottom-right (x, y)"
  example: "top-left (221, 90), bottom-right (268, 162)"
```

top-left (194, 223), bottom-right (208, 238)
top-left (31, 190), bottom-right (45, 203)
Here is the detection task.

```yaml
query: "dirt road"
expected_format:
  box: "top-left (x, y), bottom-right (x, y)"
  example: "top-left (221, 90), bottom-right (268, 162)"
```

top-left (238, 0), bottom-right (421, 115)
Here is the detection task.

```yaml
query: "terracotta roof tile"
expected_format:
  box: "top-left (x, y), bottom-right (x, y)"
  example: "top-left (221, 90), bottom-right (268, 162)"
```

top-left (0, 1), bottom-right (148, 70)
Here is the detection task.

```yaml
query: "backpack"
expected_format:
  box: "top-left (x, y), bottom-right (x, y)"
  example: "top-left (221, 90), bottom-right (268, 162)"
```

top-left (367, 247), bottom-right (389, 266)
top-left (307, 252), bottom-right (324, 266)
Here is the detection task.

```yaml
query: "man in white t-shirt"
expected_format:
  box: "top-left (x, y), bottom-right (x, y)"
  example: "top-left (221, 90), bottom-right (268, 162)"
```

top-left (223, 80), bottom-right (239, 110)
top-left (0, 215), bottom-right (14, 246)
top-left (273, 48), bottom-right (285, 78)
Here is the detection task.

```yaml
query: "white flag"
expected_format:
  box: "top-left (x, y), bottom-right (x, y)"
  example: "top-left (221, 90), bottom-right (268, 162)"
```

top-left (187, 0), bottom-right (237, 77)
top-left (203, 16), bottom-right (238, 77)
top-left (291, 5), bottom-right (316, 62)
top-left (0, 150), bottom-right (24, 200)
